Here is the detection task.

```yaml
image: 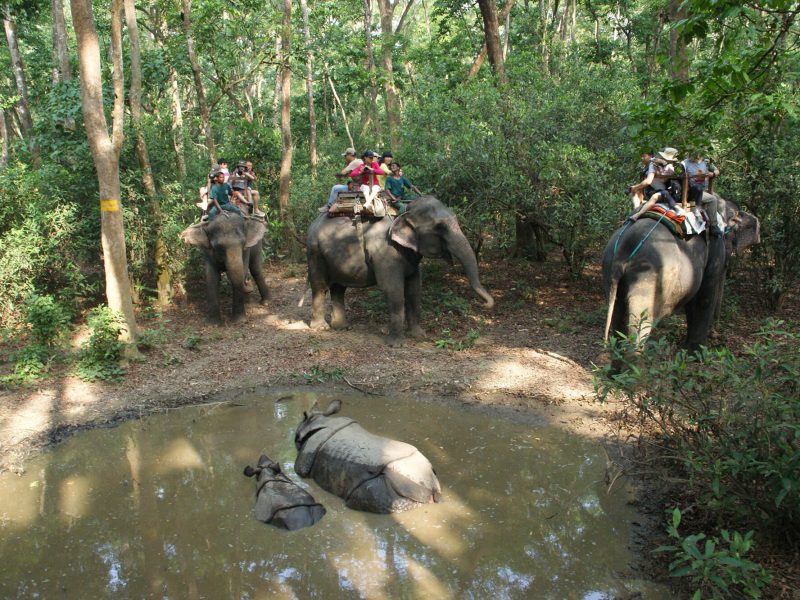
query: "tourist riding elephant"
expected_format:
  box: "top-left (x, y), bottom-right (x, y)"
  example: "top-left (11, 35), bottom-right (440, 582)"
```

top-left (294, 399), bottom-right (442, 514)
top-left (602, 195), bottom-right (760, 351)
top-left (306, 195), bottom-right (494, 345)
top-left (180, 213), bottom-right (269, 323)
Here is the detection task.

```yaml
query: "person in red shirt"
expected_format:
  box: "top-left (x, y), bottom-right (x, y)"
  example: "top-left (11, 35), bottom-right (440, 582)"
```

top-left (349, 150), bottom-right (385, 216)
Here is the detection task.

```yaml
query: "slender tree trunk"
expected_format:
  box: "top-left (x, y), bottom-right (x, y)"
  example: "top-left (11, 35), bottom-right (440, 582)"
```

top-left (51, 0), bottom-right (72, 84)
top-left (71, 0), bottom-right (138, 343)
top-left (477, 0), bottom-right (508, 84)
top-left (468, 0), bottom-right (514, 78)
top-left (124, 0), bottom-right (172, 306)
top-left (153, 6), bottom-right (186, 177)
top-left (272, 35), bottom-right (282, 129)
top-left (326, 66), bottom-right (354, 148)
top-left (0, 109), bottom-right (8, 168)
top-left (377, 0), bottom-right (400, 149)
top-left (181, 0), bottom-right (216, 163)
top-left (278, 0), bottom-right (298, 258)
top-left (363, 0), bottom-right (381, 143)
top-left (300, 0), bottom-right (318, 178)
top-left (3, 8), bottom-right (40, 166)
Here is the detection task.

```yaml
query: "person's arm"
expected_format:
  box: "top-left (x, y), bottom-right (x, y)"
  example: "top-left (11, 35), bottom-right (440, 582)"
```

top-left (631, 171), bottom-right (655, 191)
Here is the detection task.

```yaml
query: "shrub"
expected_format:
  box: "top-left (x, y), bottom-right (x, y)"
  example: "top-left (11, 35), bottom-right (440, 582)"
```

top-left (23, 293), bottom-right (71, 347)
top-left (75, 306), bottom-right (127, 381)
top-left (596, 319), bottom-right (800, 538)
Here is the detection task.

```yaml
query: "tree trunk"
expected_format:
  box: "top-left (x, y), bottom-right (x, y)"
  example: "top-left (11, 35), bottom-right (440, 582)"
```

top-left (0, 109), bottom-right (8, 168)
top-left (272, 35), bottom-right (282, 129)
top-left (363, 0), bottom-right (382, 143)
top-left (124, 0), bottom-right (172, 306)
top-left (477, 0), bottom-right (508, 84)
top-left (278, 0), bottom-right (299, 258)
top-left (70, 0), bottom-right (138, 343)
top-left (153, 6), bottom-right (186, 177)
top-left (300, 0), bottom-right (318, 179)
top-left (326, 67), bottom-right (354, 149)
top-left (668, 0), bottom-right (689, 81)
top-left (3, 8), bottom-right (40, 166)
top-left (181, 0), bottom-right (216, 163)
top-left (377, 0), bottom-right (400, 149)
top-left (51, 0), bottom-right (72, 84)
top-left (468, 0), bottom-right (514, 78)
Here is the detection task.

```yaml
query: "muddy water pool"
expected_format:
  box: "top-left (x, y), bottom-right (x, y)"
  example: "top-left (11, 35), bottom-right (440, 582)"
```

top-left (0, 392), bottom-right (668, 599)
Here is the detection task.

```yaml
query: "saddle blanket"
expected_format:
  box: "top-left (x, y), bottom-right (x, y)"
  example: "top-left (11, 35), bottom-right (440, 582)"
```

top-left (644, 203), bottom-right (711, 237)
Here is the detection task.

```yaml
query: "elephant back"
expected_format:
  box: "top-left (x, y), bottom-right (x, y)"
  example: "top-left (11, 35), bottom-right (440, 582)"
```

top-left (304, 422), bottom-right (442, 513)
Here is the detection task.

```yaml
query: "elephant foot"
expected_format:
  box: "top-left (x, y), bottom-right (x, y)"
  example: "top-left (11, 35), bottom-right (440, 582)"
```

top-left (259, 298), bottom-right (269, 306)
top-left (310, 318), bottom-right (330, 331)
top-left (330, 318), bottom-right (349, 330)
top-left (243, 282), bottom-right (254, 293)
top-left (207, 314), bottom-right (222, 325)
top-left (231, 313), bottom-right (246, 324)
top-left (386, 334), bottom-right (406, 347)
top-left (408, 326), bottom-right (426, 339)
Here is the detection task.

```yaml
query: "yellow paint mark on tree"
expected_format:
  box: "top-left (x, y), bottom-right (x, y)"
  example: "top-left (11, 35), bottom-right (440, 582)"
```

top-left (100, 199), bottom-right (120, 212)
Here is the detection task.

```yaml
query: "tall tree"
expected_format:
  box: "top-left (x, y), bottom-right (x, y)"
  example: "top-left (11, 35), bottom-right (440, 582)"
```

top-left (51, 0), bottom-right (72, 84)
top-left (124, 0), bottom-right (171, 306)
top-left (278, 0), bottom-right (298, 257)
top-left (70, 0), bottom-right (138, 342)
top-left (468, 0), bottom-right (515, 78)
top-left (300, 0), bottom-right (318, 178)
top-left (377, 0), bottom-right (401, 149)
top-left (363, 0), bottom-right (382, 142)
top-left (181, 0), bottom-right (216, 163)
top-left (668, 0), bottom-right (688, 81)
top-left (3, 6), bottom-right (40, 165)
top-left (0, 108), bottom-right (8, 168)
top-left (477, 0), bottom-right (508, 84)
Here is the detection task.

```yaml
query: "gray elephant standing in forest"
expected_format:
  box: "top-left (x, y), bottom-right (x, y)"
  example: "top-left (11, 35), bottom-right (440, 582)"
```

top-left (180, 213), bottom-right (269, 322)
top-left (294, 400), bottom-right (442, 513)
top-left (602, 195), bottom-right (760, 350)
top-left (306, 195), bottom-right (494, 345)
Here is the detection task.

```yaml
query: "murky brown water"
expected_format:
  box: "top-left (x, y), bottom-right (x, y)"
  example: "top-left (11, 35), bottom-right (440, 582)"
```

top-left (0, 392), bottom-right (668, 599)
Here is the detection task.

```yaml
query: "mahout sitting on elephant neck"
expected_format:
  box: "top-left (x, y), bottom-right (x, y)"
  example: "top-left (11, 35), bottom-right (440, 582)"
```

top-left (243, 454), bottom-right (326, 531)
top-left (294, 399), bottom-right (442, 514)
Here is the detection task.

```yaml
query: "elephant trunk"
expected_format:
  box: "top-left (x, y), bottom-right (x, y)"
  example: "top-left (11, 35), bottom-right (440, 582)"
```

top-left (444, 227), bottom-right (494, 309)
top-left (225, 246), bottom-right (246, 318)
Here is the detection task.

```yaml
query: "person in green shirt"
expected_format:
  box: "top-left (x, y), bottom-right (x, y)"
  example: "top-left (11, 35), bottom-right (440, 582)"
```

top-left (384, 162), bottom-right (421, 214)
top-left (206, 170), bottom-right (243, 220)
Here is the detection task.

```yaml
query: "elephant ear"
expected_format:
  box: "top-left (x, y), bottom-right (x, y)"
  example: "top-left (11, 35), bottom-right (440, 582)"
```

top-left (245, 219), bottom-right (267, 248)
top-left (732, 211), bottom-right (760, 252)
top-left (390, 214), bottom-right (418, 252)
top-left (180, 224), bottom-right (211, 249)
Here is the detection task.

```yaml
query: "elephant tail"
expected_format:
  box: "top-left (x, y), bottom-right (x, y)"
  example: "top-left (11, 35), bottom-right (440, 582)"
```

top-left (603, 265), bottom-right (623, 342)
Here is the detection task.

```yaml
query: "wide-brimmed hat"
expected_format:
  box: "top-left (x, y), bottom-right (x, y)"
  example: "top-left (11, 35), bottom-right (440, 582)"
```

top-left (342, 147), bottom-right (357, 156)
top-left (657, 147), bottom-right (679, 162)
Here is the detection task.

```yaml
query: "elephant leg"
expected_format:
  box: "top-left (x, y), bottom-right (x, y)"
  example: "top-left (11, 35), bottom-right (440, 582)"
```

top-left (405, 270), bottom-right (424, 338)
top-left (249, 246), bottom-right (270, 305)
top-left (686, 238), bottom-right (726, 352)
top-left (225, 247), bottom-right (247, 322)
top-left (206, 260), bottom-right (223, 324)
top-left (330, 284), bottom-right (348, 329)
top-left (376, 273), bottom-right (406, 346)
top-left (308, 252), bottom-right (329, 329)
top-left (625, 288), bottom-right (658, 348)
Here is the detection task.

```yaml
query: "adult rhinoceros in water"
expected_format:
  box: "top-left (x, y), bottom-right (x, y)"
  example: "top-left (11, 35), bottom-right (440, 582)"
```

top-left (294, 400), bottom-right (441, 513)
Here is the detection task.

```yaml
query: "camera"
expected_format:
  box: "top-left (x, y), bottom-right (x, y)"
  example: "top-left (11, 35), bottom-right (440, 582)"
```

top-left (624, 186), bottom-right (632, 195)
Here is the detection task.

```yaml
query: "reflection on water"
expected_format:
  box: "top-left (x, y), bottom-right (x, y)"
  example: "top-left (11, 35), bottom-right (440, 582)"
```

top-left (0, 393), bottom-right (668, 599)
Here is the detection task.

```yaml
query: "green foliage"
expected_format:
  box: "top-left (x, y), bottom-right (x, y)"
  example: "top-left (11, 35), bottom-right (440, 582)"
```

top-left (2, 344), bottom-right (50, 386)
top-left (434, 325), bottom-right (482, 352)
top-left (23, 293), bottom-right (71, 347)
top-left (301, 365), bottom-right (344, 384)
top-left (656, 508), bottom-right (771, 599)
top-left (136, 324), bottom-right (169, 351)
top-left (75, 306), bottom-right (127, 382)
top-left (597, 320), bottom-right (800, 537)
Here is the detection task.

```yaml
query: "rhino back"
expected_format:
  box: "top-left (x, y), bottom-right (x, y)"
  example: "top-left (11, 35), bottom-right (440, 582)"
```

top-left (294, 416), bottom-right (355, 477)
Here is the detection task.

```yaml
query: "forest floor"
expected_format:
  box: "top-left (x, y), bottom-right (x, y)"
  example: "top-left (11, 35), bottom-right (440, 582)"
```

top-left (0, 252), bottom-right (797, 596)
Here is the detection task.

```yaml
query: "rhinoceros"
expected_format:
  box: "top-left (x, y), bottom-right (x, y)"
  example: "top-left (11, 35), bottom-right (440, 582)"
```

top-left (294, 399), bottom-right (441, 513)
top-left (243, 454), bottom-right (326, 530)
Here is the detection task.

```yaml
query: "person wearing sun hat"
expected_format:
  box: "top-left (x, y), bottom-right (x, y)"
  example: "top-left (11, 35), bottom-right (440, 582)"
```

top-left (628, 146), bottom-right (681, 221)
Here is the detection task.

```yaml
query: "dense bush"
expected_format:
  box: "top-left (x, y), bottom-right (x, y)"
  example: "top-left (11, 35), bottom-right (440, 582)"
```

top-left (75, 306), bottom-right (127, 381)
top-left (597, 320), bottom-right (800, 537)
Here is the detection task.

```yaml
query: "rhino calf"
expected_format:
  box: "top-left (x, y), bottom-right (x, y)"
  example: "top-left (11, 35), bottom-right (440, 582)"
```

top-left (294, 400), bottom-right (441, 513)
top-left (243, 454), bottom-right (326, 531)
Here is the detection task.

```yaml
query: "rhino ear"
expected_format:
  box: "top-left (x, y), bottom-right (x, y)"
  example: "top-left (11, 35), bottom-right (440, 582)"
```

top-left (323, 399), bottom-right (342, 416)
top-left (180, 224), bottom-right (211, 249)
top-left (245, 219), bottom-right (266, 248)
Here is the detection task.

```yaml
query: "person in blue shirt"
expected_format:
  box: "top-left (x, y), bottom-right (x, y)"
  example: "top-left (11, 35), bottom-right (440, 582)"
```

top-left (206, 170), bottom-right (242, 220)
top-left (384, 162), bottom-right (421, 214)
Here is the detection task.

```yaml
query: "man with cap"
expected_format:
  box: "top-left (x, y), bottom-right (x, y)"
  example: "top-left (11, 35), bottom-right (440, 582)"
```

top-left (324, 147), bottom-right (364, 210)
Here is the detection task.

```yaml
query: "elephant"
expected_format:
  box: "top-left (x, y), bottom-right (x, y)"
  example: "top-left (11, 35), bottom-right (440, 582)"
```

top-left (602, 194), bottom-right (760, 351)
top-left (306, 195), bottom-right (494, 345)
top-left (294, 399), bottom-right (442, 513)
top-left (243, 454), bottom-right (326, 531)
top-left (180, 212), bottom-right (269, 323)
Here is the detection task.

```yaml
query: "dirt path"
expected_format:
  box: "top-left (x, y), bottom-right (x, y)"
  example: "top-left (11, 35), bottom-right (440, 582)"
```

top-left (0, 258), bottom-right (621, 474)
